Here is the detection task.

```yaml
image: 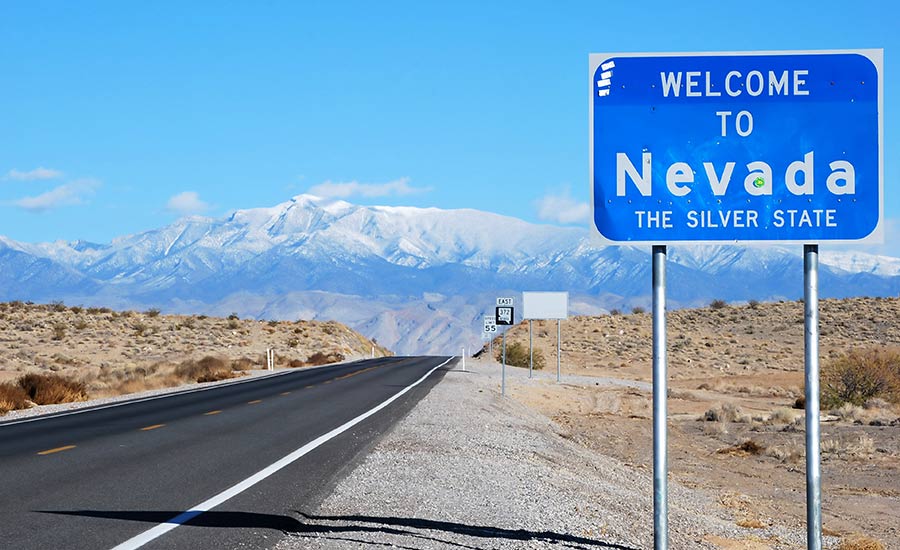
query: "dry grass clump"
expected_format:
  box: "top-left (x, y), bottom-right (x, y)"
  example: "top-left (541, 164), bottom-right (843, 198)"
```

top-left (495, 341), bottom-right (545, 370)
top-left (303, 351), bottom-right (345, 366)
top-left (230, 357), bottom-right (258, 371)
top-left (767, 407), bottom-right (798, 424)
top-left (175, 356), bottom-right (239, 383)
top-left (17, 373), bottom-right (88, 405)
top-left (765, 444), bottom-right (803, 463)
top-left (822, 434), bottom-right (876, 460)
top-left (838, 534), bottom-right (885, 550)
top-left (717, 439), bottom-right (766, 456)
top-left (0, 383), bottom-right (30, 413)
top-left (703, 403), bottom-right (750, 423)
top-left (822, 347), bottom-right (900, 408)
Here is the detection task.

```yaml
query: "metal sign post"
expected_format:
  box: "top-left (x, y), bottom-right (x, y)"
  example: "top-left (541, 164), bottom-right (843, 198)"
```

top-left (522, 291), bottom-right (569, 382)
top-left (556, 319), bottom-right (561, 383)
top-left (805, 244), bottom-right (821, 550)
top-left (652, 245), bottom-right (668, 549)
top-left (529, 320), bottom-right (533, 378)
top-left (591, 50), bottom-right (883, 549)
top-left (495, 297), bottom-right (515, 397)
top-left (501, 330), bottom-right (506, 396)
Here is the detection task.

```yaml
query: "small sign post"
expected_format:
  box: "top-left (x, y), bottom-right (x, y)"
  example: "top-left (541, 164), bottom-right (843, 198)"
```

top-left (591, 50), bottom-right (883, 550)
top-left (523, 291), bottom-right (569, 382)
top-left (496, 297), bottom-right (515, 396)
top-left (483, 315), bottom-right (497, 360)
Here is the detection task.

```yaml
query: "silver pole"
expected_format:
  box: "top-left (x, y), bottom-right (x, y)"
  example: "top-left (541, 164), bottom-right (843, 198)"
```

top-left (652, 245), bottom-right (668, 549)
top-left (804, 244), bottom-right (822, 550)
top-left (556, 319), bottom-right (561, 383)
top-left (501, 331), bottom-right (506, 396)
top-left (529, 320), bottom-right (533, 378)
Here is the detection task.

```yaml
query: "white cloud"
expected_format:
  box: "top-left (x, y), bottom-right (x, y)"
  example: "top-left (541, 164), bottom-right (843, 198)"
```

top-left (4, 167), bottom-right (64, 181)
top-left (166, 191), bottom-right (210, 215)
top-left (535, 186), bottom-right (591, 225)
top-left (308, 177), bottom-right (430, 198)
top-left (13, 179), bottom-right (99, 212)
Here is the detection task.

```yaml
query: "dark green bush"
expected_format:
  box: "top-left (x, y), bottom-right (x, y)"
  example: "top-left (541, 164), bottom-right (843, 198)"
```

top-left (495, 341), bottom-right (545, 370)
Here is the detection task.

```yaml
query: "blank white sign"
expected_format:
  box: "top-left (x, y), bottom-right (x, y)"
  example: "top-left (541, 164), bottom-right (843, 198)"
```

top-left (523, 291), bottom-right (568, 320)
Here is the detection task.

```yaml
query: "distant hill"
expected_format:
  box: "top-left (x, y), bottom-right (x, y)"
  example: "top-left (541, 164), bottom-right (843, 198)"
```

top-left (1, 195), bottom-right (898, 354)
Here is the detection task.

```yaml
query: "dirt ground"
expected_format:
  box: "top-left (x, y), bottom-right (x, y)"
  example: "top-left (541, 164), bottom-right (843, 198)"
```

top-left (492, 297), bottom-right (900, 549)
top-left (0, 301), bottom-right (388, 397)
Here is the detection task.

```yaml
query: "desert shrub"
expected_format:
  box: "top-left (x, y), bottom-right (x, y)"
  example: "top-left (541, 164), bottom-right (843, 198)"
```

top-left (747, 299), bottom-right (760, 309)
top-left (821, 347), bottom-right (900, 408)
top-left (304, 352), bottom-right (344, 366)
top-left (268, 320), bottom-right (279, 327)
top-left (50, 301), bottom-right (67, 312)
top-left (17, 373), bottom-right (88, 405)
top-left (227, 319), bottom-right (240, 330)
top-left (709, 299), bottom-right (728, 310)
top-left (631, 306), bottom-right (645, 314)
top-left (287, 338), bottom-right (300, 348)
top-left (495, 341), bottom-right (545, 369)
top-left (703, 403), bottom-right (749, 423)
top-left (74, 318), bottom-right (89, 330)
top-left (227, 313), bottom-right (240, 320)
top-left (0, 383), bottom-right (30, 413)
top-left (838, 534), bottom-right (885, 550)
top-left (767, 408), bottom-right (797, 424)
top-left (133, 322), bottom-right (149, 336)
top-left (175, 356), bottom-right (236, 383)
top-left (51, 322), bottom-right (67, 341)
top-left (70, 305), bottom-right (83, 314)
top-left (717, 439), bottom-right (765, 456)
top-left (145, 308), bottom-right (161, 318)
top-left (231, 357), bottom-right (257, 371)
top-left (288, 359), bottom-right (306, 368)
top-left (609, 309), bottom-right (621, 316)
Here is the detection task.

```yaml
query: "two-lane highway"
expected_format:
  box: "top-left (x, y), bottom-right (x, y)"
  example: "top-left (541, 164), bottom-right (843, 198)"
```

top-left (0, 355), bottom-right (455, 549)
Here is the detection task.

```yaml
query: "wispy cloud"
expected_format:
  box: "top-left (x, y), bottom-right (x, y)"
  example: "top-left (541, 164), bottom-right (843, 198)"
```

top-left (166, 191), bottom-right (210, 215)
top-left (4, 167), bottom-right (64, 181)
top-left (308, 177), bottom-right (430, 199)
top-left (535, 186), bottom-right (590, 225)
top-left (13, 178), bottom-right (100, 212)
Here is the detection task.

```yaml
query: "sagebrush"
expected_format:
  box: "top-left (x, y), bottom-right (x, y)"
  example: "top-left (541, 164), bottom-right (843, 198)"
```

top-left (821, 347), bottom-right (900, 408)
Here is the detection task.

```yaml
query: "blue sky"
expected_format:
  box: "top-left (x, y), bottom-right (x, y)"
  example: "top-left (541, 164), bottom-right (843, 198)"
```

top-left (2, 1), bottom-right (898, 254)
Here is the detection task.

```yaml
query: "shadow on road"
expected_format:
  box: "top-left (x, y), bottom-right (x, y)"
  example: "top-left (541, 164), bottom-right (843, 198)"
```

top-left (41, 509), bottom-right (638, 549)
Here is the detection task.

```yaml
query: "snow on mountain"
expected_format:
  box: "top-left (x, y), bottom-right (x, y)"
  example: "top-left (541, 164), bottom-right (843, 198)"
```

top-left (1, 195), bottom-right (898, 354)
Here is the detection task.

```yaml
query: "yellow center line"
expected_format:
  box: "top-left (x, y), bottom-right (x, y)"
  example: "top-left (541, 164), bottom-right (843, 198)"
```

top-left (280, 392), bottom-right (291, 396)
top-left (141, 424), bottom-right (165, 431)
top-left (304, 385), bottom-right (315, 389)
top-left (247, 399), bottom-right (262, 405)
top-left (323, 380), bottom-right (332, 384)
top-left (204, 410), bottom-right (222, 416)
top-left (335, 366), bottom-right (378, 381)
top-left (37, 445), bottom-right (76, 456)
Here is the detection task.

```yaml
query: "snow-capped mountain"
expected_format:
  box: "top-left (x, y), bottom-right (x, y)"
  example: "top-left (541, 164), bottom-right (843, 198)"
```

top-left (2, 195), bottom-right (898, 354)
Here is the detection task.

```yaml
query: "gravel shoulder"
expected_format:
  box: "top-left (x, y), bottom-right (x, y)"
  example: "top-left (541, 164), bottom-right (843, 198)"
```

top-left (278, 360), bottom-right (814, 550)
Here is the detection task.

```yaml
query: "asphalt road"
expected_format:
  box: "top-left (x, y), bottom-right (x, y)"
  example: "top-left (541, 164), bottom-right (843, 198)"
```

top-left (0, 355), bottom-right (454, 549)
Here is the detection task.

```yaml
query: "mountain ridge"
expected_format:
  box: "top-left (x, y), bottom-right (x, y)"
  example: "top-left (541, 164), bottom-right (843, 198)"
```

top-left (2, 195), bottom-right (898, 354)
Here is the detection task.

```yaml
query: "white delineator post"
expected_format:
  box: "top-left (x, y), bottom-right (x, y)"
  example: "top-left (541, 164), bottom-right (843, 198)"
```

top-left (461, 347), bottom-right (466, 371)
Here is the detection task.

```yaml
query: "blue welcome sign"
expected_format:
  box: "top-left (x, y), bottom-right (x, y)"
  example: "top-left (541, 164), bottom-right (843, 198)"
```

top-left (589, 50), bottom-right (883, 244)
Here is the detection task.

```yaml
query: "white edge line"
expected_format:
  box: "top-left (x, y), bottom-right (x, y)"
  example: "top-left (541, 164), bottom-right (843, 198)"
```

top-left (109, 356), bottom-right (455, 550)
top-left (0, 359), bottom-right (371, 427)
